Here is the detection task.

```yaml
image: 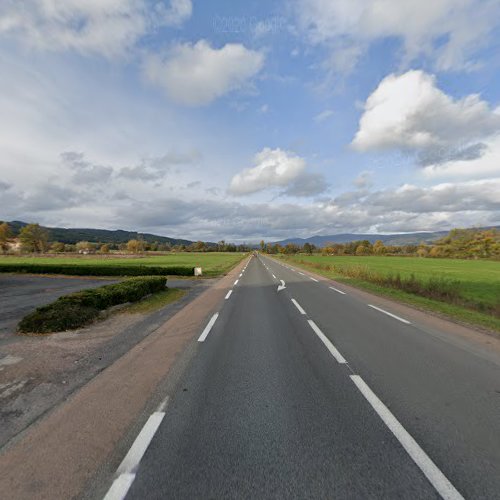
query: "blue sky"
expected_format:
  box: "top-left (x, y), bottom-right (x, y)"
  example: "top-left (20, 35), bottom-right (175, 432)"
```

top-left (0, 0), bottom-right (499, 242)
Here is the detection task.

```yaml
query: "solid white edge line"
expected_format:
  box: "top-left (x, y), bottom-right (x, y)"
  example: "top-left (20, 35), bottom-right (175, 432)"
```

top-left (291, 298), bottom-right (306, 315)
top-left (368, 304), bottom-right (411, 324)
top-left (350, 375), bottom-right (464, 500)
top-left (307, 320), bottom-right (346, 364)
top-left (116, 412), bottom-right (165, 475)
top-left (329, 286), bottom-right (346, 295)
top-left (225, 290), bottom-right (233, 300)
top-left (103, 472), bottom-right (136, 500)
top-left (156, 396), bottom-right (170, 412)
top-left (309, 277), bottom-right (319, 282)
top-left (198, 312), bottom-right (219, 342)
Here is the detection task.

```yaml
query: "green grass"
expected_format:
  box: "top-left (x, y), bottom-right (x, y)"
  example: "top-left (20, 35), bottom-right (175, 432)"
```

top-left (274, 255), bottom-right (500, 332)
top-left (0, 252), bottom-right (246, 277)
top-left (123, 288), bottom-right (186, 314)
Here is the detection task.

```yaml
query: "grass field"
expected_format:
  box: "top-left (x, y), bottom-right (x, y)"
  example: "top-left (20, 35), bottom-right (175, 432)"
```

top-left (276, 255), bottom-right (500, 331)
top-left (0, 252), bottom-right (246, 277)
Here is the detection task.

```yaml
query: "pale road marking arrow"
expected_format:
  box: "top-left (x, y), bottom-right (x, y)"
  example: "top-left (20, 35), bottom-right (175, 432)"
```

top-left (277, 280), bottom-right (286, 292)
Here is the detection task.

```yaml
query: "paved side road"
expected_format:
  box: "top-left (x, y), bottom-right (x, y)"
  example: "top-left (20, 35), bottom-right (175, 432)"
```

top-left (102, 255), bottom-right (500, 499)
top-left (0, 274), bottom-right (118, 341)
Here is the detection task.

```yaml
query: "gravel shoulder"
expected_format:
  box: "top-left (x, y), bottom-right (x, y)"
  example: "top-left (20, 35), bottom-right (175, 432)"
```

top-left (0, 276), bottom-right (212, 449)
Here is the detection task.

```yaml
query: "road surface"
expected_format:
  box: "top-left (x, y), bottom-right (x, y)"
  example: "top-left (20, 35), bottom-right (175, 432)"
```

top-left (105, 255), bottom-right (500, 499)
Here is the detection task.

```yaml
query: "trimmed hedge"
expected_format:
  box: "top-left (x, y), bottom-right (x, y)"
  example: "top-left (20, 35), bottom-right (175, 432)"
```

top-left (18, 276), bottom-right (167, 333)
top-left (0, 263), bottom-right (193, 276)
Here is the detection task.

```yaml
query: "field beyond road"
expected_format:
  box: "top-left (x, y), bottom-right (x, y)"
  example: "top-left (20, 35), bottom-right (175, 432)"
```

top-left (276, 254), bottom-right (500, 331)
top-left (0, 252), bottom-right (246, 277)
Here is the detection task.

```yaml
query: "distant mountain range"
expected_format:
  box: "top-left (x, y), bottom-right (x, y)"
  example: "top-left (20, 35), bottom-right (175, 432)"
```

top-left (274, 227), bottom-right (499, 247)
top-left (5, 221), bottom-right (194, 246)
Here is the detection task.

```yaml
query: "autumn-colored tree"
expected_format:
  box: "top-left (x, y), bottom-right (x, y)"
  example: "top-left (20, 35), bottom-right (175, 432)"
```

top-left (0, 222), bottom-right (12, 252)
top-left (76, 241), bottom-right (96, 253)
top-left (355, 244), bottom-right (370, 256)
top-left (373, 240), bottom-right (386, 255)
top-left (19, 224), bottom-right (49, 253)
top-left (50, 241), bottom-right (65, 253)
top-left (127, 239), bottom-right (145, 254)
top-left (100, 244), bottom-right (110, 254)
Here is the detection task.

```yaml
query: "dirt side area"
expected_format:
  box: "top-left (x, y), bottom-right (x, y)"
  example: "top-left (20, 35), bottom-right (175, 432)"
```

top-left (0, 277), bottom-right (211, 448)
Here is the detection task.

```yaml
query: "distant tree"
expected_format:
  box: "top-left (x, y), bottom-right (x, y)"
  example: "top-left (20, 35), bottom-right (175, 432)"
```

top-left (373, 240), bottom-right (386, 255)
top-left (76, 241), bottom-right (95, 253)
top-left (50, 241), bottom-right (66, 253)
top-left (19, 223), bottom-right (49, 253)
top-left (284, 243), bottom-right (300, 254)
top-left (0, 222), bottom-right (12, 252)
top-left (100, 244), bottom-right (110, 254)
top-left (217, 240), bottom-right (227, 252)
top-left (355, 244), bottom-right (370, 256)
top-left (260, 240), bottom-right (265, 252)
top-left (191, 241), bottom-right (206, 252)
top-left (303, 242), bottom-right (313, 255)
top-left (416, 244), bottom-right (429, 257)
top-left (127, 239), bottom-right (145, 254)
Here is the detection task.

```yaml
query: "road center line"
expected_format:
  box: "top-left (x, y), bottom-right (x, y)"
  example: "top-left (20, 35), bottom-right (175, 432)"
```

top-left (350, 375), bottom-right (464, 500)
top-left (225, 290), bottom-right (233, 300)
top-left (291, 298), bottom-right (306, 315)
top-left (198, 313), bottom-right (219, 342)
top-left (307, 320), bottom-right (347, 364)
top-left (368, 305), bottom-right (411, 324)
top-left (272, 274), bottom-right (277, 279)
top-left (329, 286), bottom-right (346, 295)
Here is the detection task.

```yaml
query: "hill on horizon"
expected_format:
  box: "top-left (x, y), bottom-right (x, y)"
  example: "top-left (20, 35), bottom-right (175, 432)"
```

top-left (4, 221), bottom-right (194, 246)
top-left (274, 227), bottom-right (500, 248)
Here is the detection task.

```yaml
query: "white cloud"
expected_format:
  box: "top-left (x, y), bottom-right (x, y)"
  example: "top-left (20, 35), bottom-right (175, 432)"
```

top-left (0, 0), bottom-right (192, 58)
top-left (423, 133), bottom-right (500, 179)
top-left (314, 109), bottom-right (334, 122)
top-left (229, 148), bottom-right (306, 195)
top-left (352, 70), bottom-right (500, 164)
top-left (295, 0), bottom-right (500, 71)
top-left (160, 0), bottom-right (192, 27)
top-left (144, 40), bottom-right (264, 106)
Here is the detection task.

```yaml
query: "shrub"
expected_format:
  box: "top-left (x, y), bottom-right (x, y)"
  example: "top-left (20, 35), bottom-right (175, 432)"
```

top-left (18, 276), bottom-right (167, 333)
top-left (0, 263), bottom-right (193, 276)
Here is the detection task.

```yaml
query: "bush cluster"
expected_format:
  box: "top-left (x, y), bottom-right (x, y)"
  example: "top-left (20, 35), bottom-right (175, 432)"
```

top-left (18, 276), bottom-right (167, 333)
top-left (0, 263), bottom-right (193, 276)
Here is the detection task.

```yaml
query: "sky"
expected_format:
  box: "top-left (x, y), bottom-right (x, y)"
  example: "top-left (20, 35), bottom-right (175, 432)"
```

top-left (0, 0), bottom-right (499, 243)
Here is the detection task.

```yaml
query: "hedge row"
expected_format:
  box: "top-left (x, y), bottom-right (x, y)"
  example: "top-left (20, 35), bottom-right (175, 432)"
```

top-left (18, 276), bottom-right (167, 333)
top-left (0, 263), bottom-right (193, 276)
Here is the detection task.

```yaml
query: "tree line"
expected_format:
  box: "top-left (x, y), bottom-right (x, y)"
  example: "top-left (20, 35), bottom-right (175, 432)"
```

top-left (0, 223), bottom-right (252, 254)
top-left (259, 228), bottom-right (500, 259)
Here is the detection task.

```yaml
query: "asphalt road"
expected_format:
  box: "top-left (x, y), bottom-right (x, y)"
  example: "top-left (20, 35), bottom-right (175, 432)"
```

top-left (106, 255), bottom-right (500, 499)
